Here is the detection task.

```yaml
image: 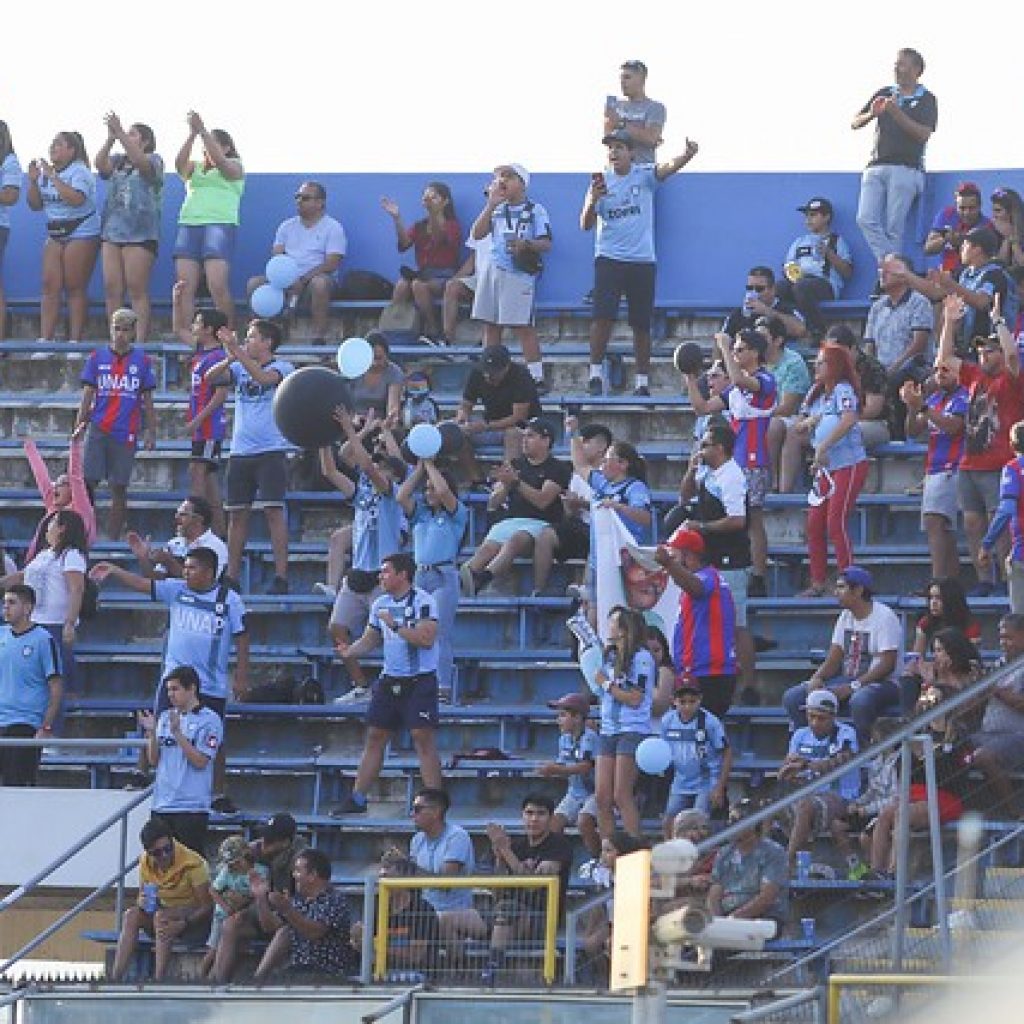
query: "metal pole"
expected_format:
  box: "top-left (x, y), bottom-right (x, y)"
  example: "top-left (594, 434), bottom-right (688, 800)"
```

top-left (631, 982), bottom-right (666, 1024)
top-left (115, 809), bottom-right (129, 925)
top-left (921, 734), bottom-right (950, 970)
top-left (891, 737), bottom-right (913, 970)
top-left (360, 876), bottom-right (376, 985)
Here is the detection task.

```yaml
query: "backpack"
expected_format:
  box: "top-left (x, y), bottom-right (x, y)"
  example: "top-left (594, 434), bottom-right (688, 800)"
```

top-left (336, 270), bottom-right (394, 301)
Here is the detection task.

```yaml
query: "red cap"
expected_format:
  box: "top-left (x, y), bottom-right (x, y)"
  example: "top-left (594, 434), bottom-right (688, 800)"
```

top-left (665, 527), bottom-right (705, 554)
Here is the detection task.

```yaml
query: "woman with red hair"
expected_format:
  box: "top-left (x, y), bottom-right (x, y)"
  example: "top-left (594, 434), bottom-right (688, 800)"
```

top-left (793, 343), bottom-right (868, 596)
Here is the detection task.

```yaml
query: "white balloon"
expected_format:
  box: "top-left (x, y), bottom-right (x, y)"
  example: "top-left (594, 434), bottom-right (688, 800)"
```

top-left (336, 336), bottom-right (374, 379)
top-left (407, 423), bottom-right (442, 459)
top-left (651, 838), bottom-right (698, 876)
top-left (635, 736), bottom-right (672, 774)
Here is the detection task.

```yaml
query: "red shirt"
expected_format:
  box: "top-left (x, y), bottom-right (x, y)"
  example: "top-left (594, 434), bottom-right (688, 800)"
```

top-left (959, 362), bottom-right (1024, 472)
top-left (410, 219), bottom-right (461, 272)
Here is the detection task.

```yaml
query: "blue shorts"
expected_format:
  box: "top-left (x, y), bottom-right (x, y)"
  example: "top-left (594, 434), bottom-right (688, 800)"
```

top-left (595, 730), bottom-right (648, 757)
top-left (174, 223), bottom-right (237, 263)
top-left (367, 672), bottom-right (438, 732)
top-left (485, 517), bottom-right (550, 544)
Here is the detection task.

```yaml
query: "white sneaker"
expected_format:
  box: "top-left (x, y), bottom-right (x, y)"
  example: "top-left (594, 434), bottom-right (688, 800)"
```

top-left (333, 686), bottom-right (370, 704)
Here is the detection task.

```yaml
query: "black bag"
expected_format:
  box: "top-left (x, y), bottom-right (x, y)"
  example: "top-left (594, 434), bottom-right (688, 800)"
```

top-left (46, 216), bottom-right (89, 240)
top-left (346, 568), bottom-right (378, 594)
top-left (244, 675), bottom-right (324, 705)
top-left (336, 269), bottom-right (394, 300)
top-left (79, 576), bottom-right (100, 621)
top-left (512, 246), bottom-right (543, 275)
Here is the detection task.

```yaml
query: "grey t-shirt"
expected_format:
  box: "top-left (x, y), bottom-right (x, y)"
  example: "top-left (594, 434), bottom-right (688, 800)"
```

top-left (608, 97), bottom-right (667, 165)
top-left (711, 837), bottom-right (789, 923)
top-left (101, 153), bottom-right (164, 243)
top-left (350, 361), bottom-right (403, 418)
top-left (981, 673), bottom-right (1024, 735)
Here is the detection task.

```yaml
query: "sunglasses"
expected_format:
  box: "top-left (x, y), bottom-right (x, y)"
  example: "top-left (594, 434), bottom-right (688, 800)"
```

top-left (148, 842), bottom-right (173, 858)
top-left (746, 283), bottom-right (768, 293)
top-left (411, 803), bottom-right (433, 813)
top-left (294, 193), bottom-right (317, 202)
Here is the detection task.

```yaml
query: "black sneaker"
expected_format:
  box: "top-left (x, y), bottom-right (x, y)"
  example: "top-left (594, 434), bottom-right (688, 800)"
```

top-left (123, 771), bottom-right (151, 791)
top-left (753, 633), bottom-right (778, 652)
top-left (265, 575), bottom-right (290, 595)
top-left (632, 384), bottom-right (651, 398)
top-left (211, 794), bottom-right (239, 815)
top-left (587, 376), bottom-right (604, 397)
top-left (748, 575), bottom-right (768, 598)
top-left (329, 795), bottom-right (368, 816)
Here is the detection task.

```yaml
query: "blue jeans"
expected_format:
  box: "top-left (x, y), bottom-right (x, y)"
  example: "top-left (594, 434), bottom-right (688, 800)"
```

top-left (783, 677), bottom-right (900, 741)
top-left (415, 565), bottom-right (459, 690)
top-left (856, 164), bottom-right (925, 265)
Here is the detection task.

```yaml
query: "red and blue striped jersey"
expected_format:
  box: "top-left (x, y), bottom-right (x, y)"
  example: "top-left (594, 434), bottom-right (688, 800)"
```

top-left (925, 386), bottom-right (968, 474)
top-left (998, 457), bottom-right (1024, 561)
top-left (673, 565), bottom-right (737, 679)
top-left (723, 370), bottom-right (777, 469)
top-left (81, 346), bottom-right (156, 444)
top-left (190, 346), bottom-right (227, 441)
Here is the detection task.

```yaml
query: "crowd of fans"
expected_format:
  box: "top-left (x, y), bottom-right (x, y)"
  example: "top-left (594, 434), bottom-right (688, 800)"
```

top-left (3, 50), bottom-right (1024, 985)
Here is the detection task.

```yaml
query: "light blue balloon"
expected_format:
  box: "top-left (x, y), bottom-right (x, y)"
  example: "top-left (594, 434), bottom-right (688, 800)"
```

top-left (636, 737), bottom-right (672, 775)
top-left (336, 336), bottom-right (374, 379)
top-left (251, 284), bottom-right (285, 317)
top-left (579, 645), bottom-right (605, 697)
top-left (408, 423), bottom-right (442, 459)
top-left (266, 254), bottom-right (301, 289)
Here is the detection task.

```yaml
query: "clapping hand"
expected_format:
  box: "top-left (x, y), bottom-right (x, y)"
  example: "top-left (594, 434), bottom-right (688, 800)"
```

top-left (186, 111), bottom-right (205, 135)
top-left (104, 111), bottom-right (124, 139)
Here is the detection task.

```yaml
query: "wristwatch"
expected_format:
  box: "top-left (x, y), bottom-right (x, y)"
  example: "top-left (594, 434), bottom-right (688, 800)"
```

top-left (849, 681), bottom-right (862, 693)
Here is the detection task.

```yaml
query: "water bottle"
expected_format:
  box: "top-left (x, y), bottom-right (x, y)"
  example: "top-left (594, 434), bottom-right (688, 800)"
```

top-left (795, 850), bottom-right (811, 881)
top-left (142, 882), bottom-right (159, 913)
top-left (801, 917), bottom-right (815, 941)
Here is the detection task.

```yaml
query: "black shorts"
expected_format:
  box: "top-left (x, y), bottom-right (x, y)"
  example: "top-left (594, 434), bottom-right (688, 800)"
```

top-left (191, 439), bottom-right (223, 467)
top-left (225, 451), bottom-right (287, 509)
top-left (367, 672), bottom-right (438, 732)
top-left (104, 239), bottom-right (159, 258)
top-left (694, 675), bottom-right (737, 720)
top-left (592, 257), bottom-right (656, 331)
top-left (554, 516), bottom-right (589, 562)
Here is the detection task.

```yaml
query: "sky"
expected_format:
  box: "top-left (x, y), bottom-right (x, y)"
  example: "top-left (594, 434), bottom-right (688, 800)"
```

top-left (2, 1), bottom-right (1019, 176)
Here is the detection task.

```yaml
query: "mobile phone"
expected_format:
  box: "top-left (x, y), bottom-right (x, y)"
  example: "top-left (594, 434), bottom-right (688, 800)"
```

top-left (606, 94), bottom-right (618, 111)
top-left (591, 172), bottom-right (604, 188)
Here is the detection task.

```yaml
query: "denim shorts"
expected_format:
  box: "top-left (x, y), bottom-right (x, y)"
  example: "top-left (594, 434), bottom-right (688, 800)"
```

top-left (595, 730), bottom-right (648, 757)
top-left (174, 223), bottom-right (237, 262)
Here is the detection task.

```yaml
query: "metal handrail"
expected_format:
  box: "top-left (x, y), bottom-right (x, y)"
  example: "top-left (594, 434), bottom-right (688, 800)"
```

top-left (730, 987), bottom-right (824, 1022)
top-left (564, 887), bottom-right (613, 984)
top-left (361, 982), bottom-right (427, 1024)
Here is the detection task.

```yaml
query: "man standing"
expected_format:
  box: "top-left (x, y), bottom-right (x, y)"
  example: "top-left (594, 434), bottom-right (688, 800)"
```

top-left (247, 181), bottom-right (347, 343)
top-left (205, 320), bottom-right (295, 594)
top-left (252, 847), bottom-right (356, 981)
top-left (127, 495), bottom-right (228, 579)
top-left (864, 253), bottom-right (935, 437)
top-left (470, 165), bottom-right (553, 391)
top-left (782, 566), bottom-right (901, 742)
top-left (138, 665), bottom-right (223, 857)
top-left (0, 584), bottom-right (62, 786)
top-left (333, 552), bottom-right (443, 813)
top-left (603, 60), bottom-right (666, 166)
top-left (924, 182), bottom-right (991, 273)
top-left (75, 307), bottom-right (157, 539)
top-left (853, 48), bottom-right (938, 270)
top-left (654, 526), bottom-right (737, 720)
top-left (776, 197), bottom-right (853, 339)
top-left (582, 131), bottom-right (698, 397)
top-left (723, 267), bottom-right (805, 341)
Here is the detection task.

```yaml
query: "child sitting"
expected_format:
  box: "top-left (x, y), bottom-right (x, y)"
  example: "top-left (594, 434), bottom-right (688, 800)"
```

top-left (200, 835), bottom-right (270, 978)
top-left (539, 691), bottom-right (600, 859)
top-left (660, 681), bottom-right (732, 837)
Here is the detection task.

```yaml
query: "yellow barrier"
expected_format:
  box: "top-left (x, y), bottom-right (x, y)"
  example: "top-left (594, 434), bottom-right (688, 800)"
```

top-left (373, 875), bottom-right (560, 984)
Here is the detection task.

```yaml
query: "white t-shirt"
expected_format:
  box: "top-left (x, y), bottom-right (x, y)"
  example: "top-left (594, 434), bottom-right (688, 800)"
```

top-left (273, 214), bottom-right (347, 278)
top-left (24, 547), bottom-right (87, 626)
top-left (466, 232), bottom-right (492, 276)
top-left (830, 601), bottom-right (902, 682)
top-left (166, 529), bottom-right (229, 577)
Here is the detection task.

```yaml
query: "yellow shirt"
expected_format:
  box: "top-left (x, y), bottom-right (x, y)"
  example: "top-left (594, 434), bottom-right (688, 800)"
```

top-left (138, 840), bottom-right (210, 908)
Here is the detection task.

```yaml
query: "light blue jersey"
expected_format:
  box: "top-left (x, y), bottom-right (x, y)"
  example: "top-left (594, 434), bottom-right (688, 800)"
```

top-left (0, 152), bottom-right (23, 230)
top-left (660, 707), bottom-right (728, 794)
top-left (785, 232), bottom-right (852, 296)
top-left (410, 821), bottom-right (476, 912)
top-left (228, 359), bottom-right (294, 455)
top-left (0, 624), bottom-right (61, 728)
top-left (598, 648), bottom-right (656, 736)
top-left (410, 496), bottom-right (468, 566)
top-left (153, 579), bottom-right (247, 699)
top-left (595, 165), bottom-right (658, 262)
top-left (370, 586), bottom-right (439, 676)
top-left (789, 723), bottom-right (861, 801)
top-left (152, 705), bottom-right (223, 813)
top-left (39, 161), bottom-right (100, 238)
top-left (557, 726), bottom-right (598, 801)
top-left (352, 473), bottom-right (406, 572)
top-left (809, 381), bottom-right (866, 472)
top-left (487, 199), bottom-right (552, 277)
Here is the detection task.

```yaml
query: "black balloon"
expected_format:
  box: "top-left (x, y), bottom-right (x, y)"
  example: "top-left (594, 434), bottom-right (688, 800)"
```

top-left (272, 366), bottom-right (353, 449)
top-left (438, 420), bottom-right (466, 456)
top-left (673, 342), bottom-right (704, 375)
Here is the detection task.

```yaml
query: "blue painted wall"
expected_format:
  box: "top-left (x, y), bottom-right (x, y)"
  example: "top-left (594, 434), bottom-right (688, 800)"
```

top-left (5, 168), bottom-right (1022, 308)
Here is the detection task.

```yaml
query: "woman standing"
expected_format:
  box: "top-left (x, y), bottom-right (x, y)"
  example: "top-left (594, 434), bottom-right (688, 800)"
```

top-left (794, 343), bottom-right (868, 596)
top-left (26, 131), bottom-right (100, 345)
top-left (397, 458), bottom-right (468, 700)
top-left (381, 182), bottom-right (461, 344)
top-left (0, 120), bottom-right (22, 340)
top-left (593, 605), bottom-right (657, 839)
top-left (173, 112), bottom-right (244, 328)
top-left (0, 509), bottom-right (89, 698)
top-left (96, 113), bottom-right (164, 342)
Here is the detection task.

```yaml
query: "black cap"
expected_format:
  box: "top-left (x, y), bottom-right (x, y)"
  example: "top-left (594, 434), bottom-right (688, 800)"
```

top-left (261, 812), bottom-right (296, 841)
top-left (798, 197), bottom-right (833, 216)
top-left (524, 416), bottom-right (555, 441)
top-left (964, 226), bottom-right (1000, 257)
top-left (481, 344), bottom-right (512, 373)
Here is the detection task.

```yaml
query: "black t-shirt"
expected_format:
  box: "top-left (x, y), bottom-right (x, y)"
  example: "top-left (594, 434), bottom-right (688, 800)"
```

top-left (860, 86), bottom-right (938, 169)
top-left (510, 830), bottom-right (574, 916)
top-left (463, 363), bottom-right (542, 423)
top-left (722, 298), bottom-right (800, 338)
top-left (507, 454), bottom-right (571, 524)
